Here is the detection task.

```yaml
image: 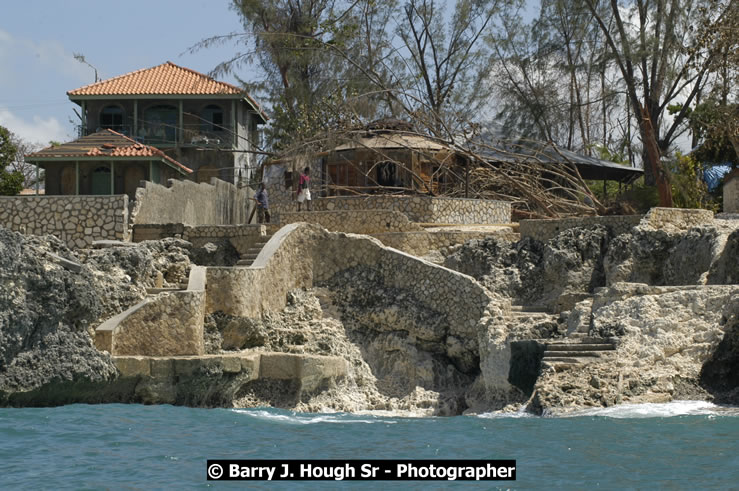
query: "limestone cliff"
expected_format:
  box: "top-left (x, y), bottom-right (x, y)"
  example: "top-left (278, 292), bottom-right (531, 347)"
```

top-left (0, 227), bottom-right (192, 405)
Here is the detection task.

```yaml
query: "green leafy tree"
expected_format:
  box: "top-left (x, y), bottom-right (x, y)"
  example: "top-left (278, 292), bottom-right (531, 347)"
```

top-left (0, 125), bottom-right (24, 196)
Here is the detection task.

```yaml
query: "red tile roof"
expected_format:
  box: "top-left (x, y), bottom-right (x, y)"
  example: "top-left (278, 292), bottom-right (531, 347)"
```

top-left (67, 61), bottom-right (267, 120)
top-left (26, 129), bottom-right (193, 174)
top-left (68, 62), bottom-right (244, 96)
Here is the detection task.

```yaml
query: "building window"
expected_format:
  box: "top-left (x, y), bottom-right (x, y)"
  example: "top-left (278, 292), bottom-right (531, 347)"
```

top-left (201, 105), bottom-right (224, 132)
top-left (141, 105), bottom-right (177, 144)
top-left (100, 106), bottom-right (124, 132)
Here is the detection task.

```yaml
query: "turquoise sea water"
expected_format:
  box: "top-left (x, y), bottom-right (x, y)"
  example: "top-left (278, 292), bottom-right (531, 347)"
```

top-left (1, 402), bottom-right (738, 489)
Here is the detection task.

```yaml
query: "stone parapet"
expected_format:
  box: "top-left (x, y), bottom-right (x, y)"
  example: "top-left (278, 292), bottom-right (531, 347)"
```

top-left (0, 194), bottom-right (129, 248)
top-left (281, 210), bottom-right (423, 234)
top-left (269, 194), bottom-right (510, 225)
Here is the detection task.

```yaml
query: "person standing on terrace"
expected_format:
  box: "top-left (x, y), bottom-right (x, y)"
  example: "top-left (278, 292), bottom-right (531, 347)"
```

top-left (297, 167), bottom-right (312, 211)
top-left (255, 182), bottom-right (270, 223)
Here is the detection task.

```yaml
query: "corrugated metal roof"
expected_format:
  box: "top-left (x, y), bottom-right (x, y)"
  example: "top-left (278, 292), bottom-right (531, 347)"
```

top-left (474, 131), bottom-right (643, 182)
top-left (26, 129), bottom-right (193, 174)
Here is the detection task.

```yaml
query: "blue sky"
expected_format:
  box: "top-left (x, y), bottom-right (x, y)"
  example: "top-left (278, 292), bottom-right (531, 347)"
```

top-left (0, 0), bottom-right (250, 146)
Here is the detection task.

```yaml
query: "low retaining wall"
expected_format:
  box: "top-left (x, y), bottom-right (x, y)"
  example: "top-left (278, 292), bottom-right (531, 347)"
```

top-left (131, 179), bottom-right (254, 227)
top-left (0, 195), bottom-right (129, 248)
top-left (95, 266), bottom-right (206, 356)
top-left (281, 210), bottom-right (423, 234)
top-left (519, 215), bottom-right (642, 242)
top-left (520, 208), bottom-right (716, 242)
top-left (310, 195), bottom-right (510, 224)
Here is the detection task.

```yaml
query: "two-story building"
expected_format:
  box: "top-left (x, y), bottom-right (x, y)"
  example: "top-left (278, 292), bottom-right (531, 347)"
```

top-left (64, 61), bottom-right (267, 187)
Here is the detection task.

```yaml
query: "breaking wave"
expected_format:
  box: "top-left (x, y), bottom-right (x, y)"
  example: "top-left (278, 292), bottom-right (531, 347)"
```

top-left (231, 409), bottom-right (397, 424)
top-left (565, 400), bottom-right (739, 418)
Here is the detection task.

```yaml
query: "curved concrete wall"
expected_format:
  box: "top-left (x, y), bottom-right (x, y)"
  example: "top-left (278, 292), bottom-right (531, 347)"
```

top-left (205, 224), bottom-right (493, 351)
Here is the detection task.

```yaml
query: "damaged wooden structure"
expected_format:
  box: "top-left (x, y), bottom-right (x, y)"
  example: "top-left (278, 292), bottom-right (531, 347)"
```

top-left (264, 120), bottom-right (644, 218)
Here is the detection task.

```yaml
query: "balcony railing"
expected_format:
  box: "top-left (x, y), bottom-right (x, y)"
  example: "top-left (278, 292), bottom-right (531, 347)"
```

top-left (77, 124), bottom-right (235, 148)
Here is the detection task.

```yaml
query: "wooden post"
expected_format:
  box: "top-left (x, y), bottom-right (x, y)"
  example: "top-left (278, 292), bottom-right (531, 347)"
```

top-left (149, 161), bottom-right (154, 183)
top-left (75, 161), bottom-right (79, 195)
top-left (232, 99), bottom-right (237, 184)
top-left (110, 162), bottom-right (115, 195)
top-left (603, 180), bottom-right (607, 200)
top-left (81, 101), bottom-right (87, 136)
top-left (178, 100), bottom-right (183, 145)
top-left (231, 99), bottom-right (237, 148)
top-left (465, 158), bottom-right (469, 198)
top-left (133, 100), bottom-right (138, 137)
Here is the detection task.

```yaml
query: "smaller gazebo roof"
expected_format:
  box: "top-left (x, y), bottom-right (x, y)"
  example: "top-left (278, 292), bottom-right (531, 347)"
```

top-left (26, 129), bottom-right (193, 175)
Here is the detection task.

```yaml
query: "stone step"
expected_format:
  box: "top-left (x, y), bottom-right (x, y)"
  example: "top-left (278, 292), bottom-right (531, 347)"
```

top-left (565, 334), bottom-right (614, 343)
top-left (236, 259), bottom-right (253, 266)
top-left (545, 343), bottom-right (614, 351)
top-left (241, 253), bottom-right (260, 260)
top-left (511, 312), bottom-right (554, 320)
top-left (542, 355), bottom-right (602, 364)
top-left (541, 357), bottom-right (583, 364)
top-left (511, 305), bottom-right (550, 313)
top-left (542, 351), bottom-right (602, 358)
top-left (542, 362), bottom-right (579, 370)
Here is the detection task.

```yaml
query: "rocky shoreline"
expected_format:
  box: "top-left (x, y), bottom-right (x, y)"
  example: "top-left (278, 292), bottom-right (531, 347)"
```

top-left (1, 213), bottom-right (737, 415)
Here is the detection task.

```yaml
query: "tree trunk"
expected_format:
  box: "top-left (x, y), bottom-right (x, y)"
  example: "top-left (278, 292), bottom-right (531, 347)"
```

top-left (640, 106), bottom-right (673, 207)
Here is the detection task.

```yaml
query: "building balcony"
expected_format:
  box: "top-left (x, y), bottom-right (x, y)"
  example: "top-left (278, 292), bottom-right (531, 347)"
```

top-left (76, 124), bottom-right (235, 148)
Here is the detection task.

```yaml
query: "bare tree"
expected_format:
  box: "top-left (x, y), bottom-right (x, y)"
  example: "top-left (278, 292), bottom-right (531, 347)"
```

top-left (582, 0), bottom-right (737, 206)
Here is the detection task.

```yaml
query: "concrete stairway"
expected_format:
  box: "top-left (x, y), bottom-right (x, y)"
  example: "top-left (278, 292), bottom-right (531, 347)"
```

top-left (541, 337), bottom-right (615, 369)
top-left (236, 234), bottom-right (273, 266)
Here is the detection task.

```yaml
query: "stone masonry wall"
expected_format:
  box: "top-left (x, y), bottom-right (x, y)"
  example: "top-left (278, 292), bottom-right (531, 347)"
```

top-left (0, 195), bottom-right (129, 248)
top-left (281, 210), bottom-right (424, 234)
top-left (309, 196), bottom-right (510, 224)
top-left (131, 178), bottom-right (254, 227)
top-left (263, 175), bottom-right (511, 225)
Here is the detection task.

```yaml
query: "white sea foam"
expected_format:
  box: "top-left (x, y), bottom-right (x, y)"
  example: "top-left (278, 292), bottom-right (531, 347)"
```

top-left (231, 409), bottom-right (396, 424)
top-left (565, 400), bottom-right (739, 418)
top-left (476, 408), bottom-right (535, 419)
